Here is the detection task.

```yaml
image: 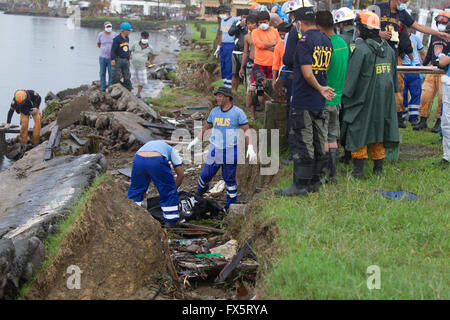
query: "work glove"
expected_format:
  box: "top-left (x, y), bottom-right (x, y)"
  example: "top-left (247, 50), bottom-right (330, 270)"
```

top-left (214, 45), bottom-right (221, 58)
top-left (2, 123), bottom-right (10, 130)
top-left (246, 144), bottom-right (257, 163)
top-left (30, 108), bottom-right (38, 116)
top-left (186, 137), bottom-right (200, 151)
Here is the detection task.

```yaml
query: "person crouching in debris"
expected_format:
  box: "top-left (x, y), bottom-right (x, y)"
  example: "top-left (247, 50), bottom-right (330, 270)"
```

top-left (4, 90), bottom-right (41, 153)
top-left (187, 87), bottom-right (257, 210)
top-left (128, 140), bottom-right (184, 228)
top-left (340, 11), bottom-right (399, 178)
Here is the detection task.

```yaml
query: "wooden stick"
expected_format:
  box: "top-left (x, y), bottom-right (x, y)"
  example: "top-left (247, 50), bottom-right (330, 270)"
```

top-left (178, 222), bottom-right (226, 235)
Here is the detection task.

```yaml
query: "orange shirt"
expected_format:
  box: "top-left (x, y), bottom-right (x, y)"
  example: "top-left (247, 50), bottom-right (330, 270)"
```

top-left (272, 40), bottom-right (285, 71)
top-left (251, 27), bottom-right (281, 67)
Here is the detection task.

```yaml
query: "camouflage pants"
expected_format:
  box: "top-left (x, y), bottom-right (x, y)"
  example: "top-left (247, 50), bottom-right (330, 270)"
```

top-left (112, 58), bottom-right (132, 91)
top-left (288, 108), bottom-right (325, 163)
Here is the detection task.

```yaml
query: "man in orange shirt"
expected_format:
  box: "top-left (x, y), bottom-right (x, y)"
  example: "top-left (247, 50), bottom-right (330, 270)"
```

top-left (251, 11), bottom-right (281, 86)
top-left (272, 22), bottom-right (291, 90)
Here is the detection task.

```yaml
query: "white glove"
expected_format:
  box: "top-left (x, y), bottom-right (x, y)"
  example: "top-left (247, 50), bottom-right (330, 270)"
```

top-left (214, 45), bottom-right (221, 58)
top-left (3, 123), bottom-right (10, 130)
top-left (246, 144), bottom-right (257, 163)
top-left (187, 137), bottom-right (200, 151)
top-left (30, 108), bottom-right (38, 116)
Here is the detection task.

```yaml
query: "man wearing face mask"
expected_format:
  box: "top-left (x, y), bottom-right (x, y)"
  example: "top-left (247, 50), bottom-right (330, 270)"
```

top-left (215, 5), bottom-right (239, 89)
top-left (97, 22), bottom-right (117, 92)
top-left (413, 11), bottom-right (450, 133)
top-left (111, 22), bottom-right (133, 91)
top-left (374, 1), bottom-right (450, 129)
top-left (130, 31), bottom-right (157, 99)
top-left (275, 6), bottom-right (334, 196)
top-left (251, 11), bottom-right (281, 106)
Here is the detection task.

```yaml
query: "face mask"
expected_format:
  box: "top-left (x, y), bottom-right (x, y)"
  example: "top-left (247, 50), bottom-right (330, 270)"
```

top-left (259, 23), bottom-right (269, 31)
top-left (105, 27), bottom-right (112, 32)
top-left (219, 14), bottom-right (228, 20)
top-left (141, 39), bottom-right (149, 44)
top-left (397, 3), bottom-right (406, 11)
top-left (438, 24), bottom-right (446, 32)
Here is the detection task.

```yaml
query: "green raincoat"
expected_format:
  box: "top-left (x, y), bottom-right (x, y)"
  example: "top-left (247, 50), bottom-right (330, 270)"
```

top-left (340, 26), bottom-right (355, 54)
top-left (340, 38), bottom-right (400, 152)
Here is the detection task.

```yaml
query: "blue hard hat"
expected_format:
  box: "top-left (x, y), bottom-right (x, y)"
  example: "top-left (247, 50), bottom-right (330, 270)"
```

top-left (120, 22), bottom-right (132, 31)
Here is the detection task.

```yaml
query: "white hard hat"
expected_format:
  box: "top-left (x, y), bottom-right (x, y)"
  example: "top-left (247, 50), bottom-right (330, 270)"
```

top-left (333, 7), bottom-right (356, 24)
top-left (282, 0), bottom-right (314, 14)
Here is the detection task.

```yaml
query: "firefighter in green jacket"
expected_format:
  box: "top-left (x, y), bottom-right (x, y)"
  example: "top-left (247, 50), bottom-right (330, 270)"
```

top-left (340, 11), bottom-right (400, 178)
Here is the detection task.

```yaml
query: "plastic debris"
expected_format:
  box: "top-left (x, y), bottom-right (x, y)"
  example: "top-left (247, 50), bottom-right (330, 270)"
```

top-left (376, 190), bottom-right (418, 201)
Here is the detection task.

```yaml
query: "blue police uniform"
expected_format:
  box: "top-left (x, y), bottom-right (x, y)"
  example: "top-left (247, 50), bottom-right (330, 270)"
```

top-left (128, 140), bottom-right (182, 223)
top-left (220, 16), bottom-right (239, 88)
top-left (197, 105), bottom-right (248, 209)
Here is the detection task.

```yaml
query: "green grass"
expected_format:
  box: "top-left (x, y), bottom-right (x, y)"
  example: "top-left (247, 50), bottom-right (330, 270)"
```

top-left (17, 174), bottom-right (107, 299)
top-left (257, 95), bottom-right (449, 299)
top-left (178, 50), bottom-right (208, 62)
top-left (188, 21), bottom-right (218, 45)
top-left (146, 87), bottom-right (204, 113)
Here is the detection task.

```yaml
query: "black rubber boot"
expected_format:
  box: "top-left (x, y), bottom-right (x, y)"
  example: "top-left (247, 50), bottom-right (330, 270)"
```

top-left (275, 161), bottom-right (311, 196)
top-left (339, 150), bottom-right (352, 164)
top-left (413, 117), bottom-right (428, 130)
top-left (352, 158), bottom-right (365, 179)
top-left (328, 148), bottom-right (338, 184)
top-left (431, 138), bottom-right (443, 145)
top-left (308, 155), bottom-right (327, 192)
top-left (397, 112), bottom-right (406, 128)
top-left (431, 118), bottom-right (441, 133)
top-left (373, 159), bottom-right (384, 175)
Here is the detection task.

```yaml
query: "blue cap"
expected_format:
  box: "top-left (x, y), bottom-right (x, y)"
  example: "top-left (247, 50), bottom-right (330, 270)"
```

top-left (120, 22), bottom-right (132, 31)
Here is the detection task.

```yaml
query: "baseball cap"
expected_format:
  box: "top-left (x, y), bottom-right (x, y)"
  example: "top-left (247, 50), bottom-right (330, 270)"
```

top-left (104, 21), bottom-right (112, 27)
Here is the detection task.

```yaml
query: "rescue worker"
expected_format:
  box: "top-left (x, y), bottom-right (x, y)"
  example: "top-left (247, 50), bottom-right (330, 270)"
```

top-left (341, 11), bottom-right (400, 178)
top-left (187, 87), bottom-right (257, 210)
top-left (281, 0), bottom-right (314, 165)
top-left (413, 11), bottom-right (450, 133)
top-left (436, 36), bottom-right (450, 170)
top-left (402, 25), bottom-right (426, 125)
top-left (5, 90), bottom-right (41, 152)
top-left (316, 10), bottom-right (349, 184)
top-left (111, 22), bottom-right (133, 91)
top-left (127, 140), bottom-right (184, 228)
top-left (275, 5), bottom-right (334, 196)
top-left (333, 6), bottom-right (356, 54)
top-left (334, 7), bottom-right (357, 165)
top-left (228, 9), bottom-right (249, 91)
top-left (374, 1), bottom-right (450, 129)
top-left (214, 5), bottom-right (239, 89)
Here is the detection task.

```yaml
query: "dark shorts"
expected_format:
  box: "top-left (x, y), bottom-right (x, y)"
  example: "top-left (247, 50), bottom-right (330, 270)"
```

top-left (232, 53), bottom-right (243, 76)
top-left (251, 64), bottom-right (272, 83)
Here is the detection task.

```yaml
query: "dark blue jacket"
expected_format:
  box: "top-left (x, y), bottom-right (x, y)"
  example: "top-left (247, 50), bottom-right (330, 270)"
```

top-left (283, 28), bottom-right (299, 70)
top-left (110, 34), bottom-right (130, 60)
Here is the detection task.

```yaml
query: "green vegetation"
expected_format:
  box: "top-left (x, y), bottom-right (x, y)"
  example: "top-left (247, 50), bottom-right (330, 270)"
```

top-left (17, 174), bottom-right (107, 299)
top-left (146, 87), bottom-right (204, 115)
top-left (41, 100), bottom-right (62, 122)
top-left (257, 97), bottom-right (449, 299)
top-left (178, 50), bottom-right (208, 62)
top-left (188, 21), bottom-right (218, 45)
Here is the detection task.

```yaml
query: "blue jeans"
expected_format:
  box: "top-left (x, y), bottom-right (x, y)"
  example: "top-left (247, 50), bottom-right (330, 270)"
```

top-left (99, 57), bottom-right (112, 90)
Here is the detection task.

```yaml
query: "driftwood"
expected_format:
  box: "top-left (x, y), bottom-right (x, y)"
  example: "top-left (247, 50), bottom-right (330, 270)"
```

top-left (215, 239), bottom-right (253, 283)
top-left (178, 222), bottom-right (226, 235)
top-left (162, 229), bottom-right (182, 288)
top-left (140, 122), bottom-right (177, 131)
top-left (44, 125), bottom-right (60, 161)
